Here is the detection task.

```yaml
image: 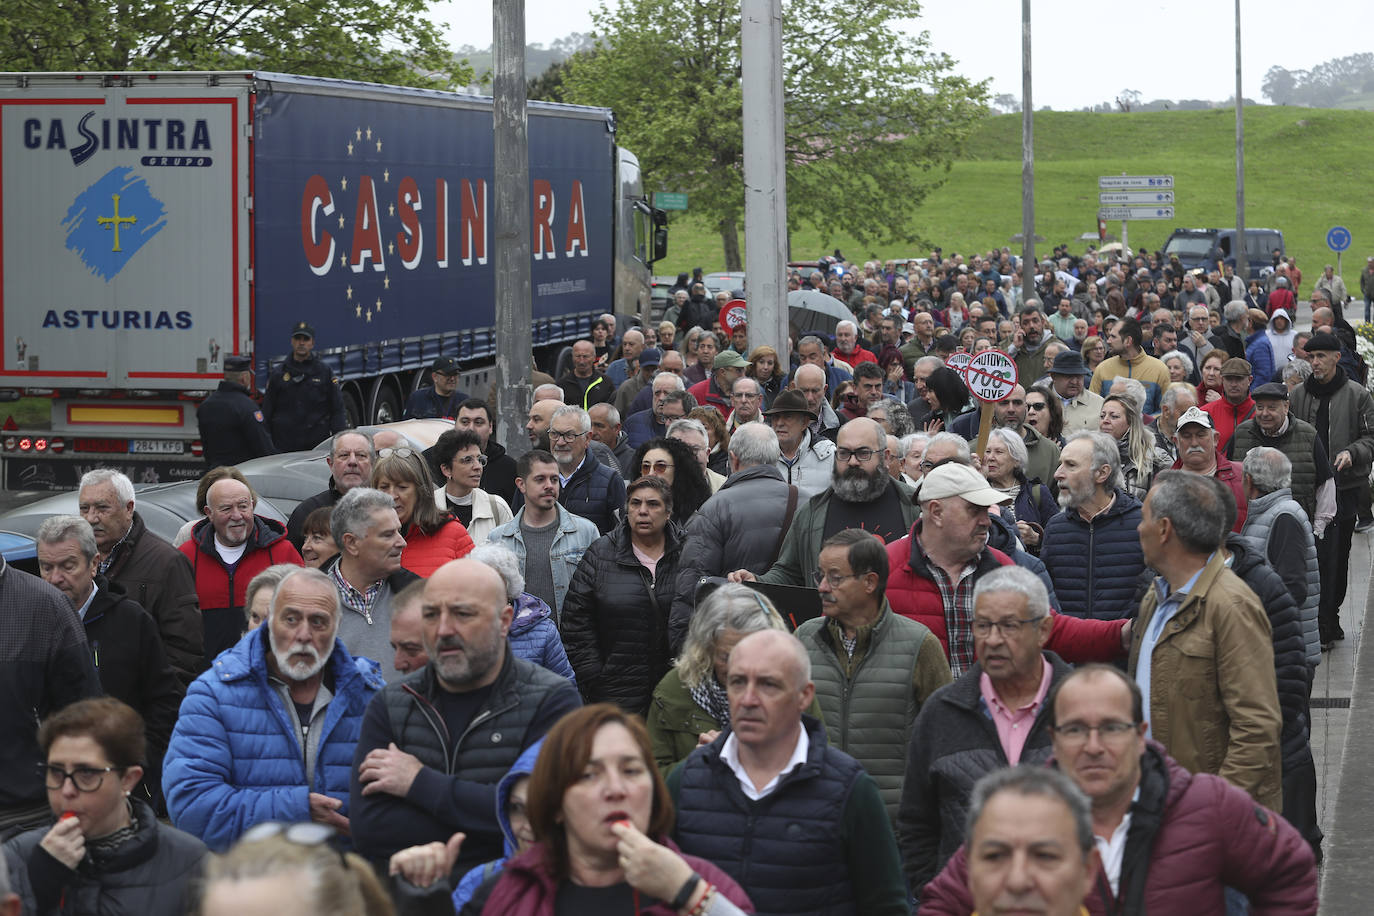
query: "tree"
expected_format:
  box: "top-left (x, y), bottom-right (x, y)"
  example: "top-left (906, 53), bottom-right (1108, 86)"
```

top-left (529, 51), bottom-right (595, 102)
top-left (991, 93), bottom-right (1021, 114)
top-left (1262, 66), bottom-right (1298, 105)
top-left (1116, 88), bottom-right (1141, 112)
top-left (564, 0), bottom-right (987, 269)
top-left (0, 0), bottom-right (470, 89)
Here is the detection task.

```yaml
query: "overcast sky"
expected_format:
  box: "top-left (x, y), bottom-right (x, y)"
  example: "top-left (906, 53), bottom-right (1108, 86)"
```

top-left (440, 0), bottom-right (1369, 110)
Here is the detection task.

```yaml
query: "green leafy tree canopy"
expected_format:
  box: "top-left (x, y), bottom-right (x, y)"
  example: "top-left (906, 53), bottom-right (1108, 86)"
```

top-left (564, 0), bottom-right (988, 268)
top-left (0, 0), bottom-right (470, 89)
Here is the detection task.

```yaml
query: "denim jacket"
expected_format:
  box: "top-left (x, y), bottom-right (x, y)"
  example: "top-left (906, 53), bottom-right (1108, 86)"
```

top-left (486, 504), bottom-right (600, 620)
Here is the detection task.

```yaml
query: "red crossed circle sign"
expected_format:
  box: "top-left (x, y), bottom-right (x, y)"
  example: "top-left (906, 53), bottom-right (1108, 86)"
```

top-left (963, 349), bottom-right (1018, 403)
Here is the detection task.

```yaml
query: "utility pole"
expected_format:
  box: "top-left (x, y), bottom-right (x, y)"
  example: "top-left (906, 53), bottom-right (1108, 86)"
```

top-left (1234, 0), bottom-right (1248, 284)
top-left (741, 0), bottom-right (789, 356)
top-left (493, 0), bottom-right (533, 458)
top-left (1020, 0), bottom-right (1035, 289)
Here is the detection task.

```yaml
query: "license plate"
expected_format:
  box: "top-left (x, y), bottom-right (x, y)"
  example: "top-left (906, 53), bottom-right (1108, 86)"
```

top-left (129, 439), bottom-right (184, 455)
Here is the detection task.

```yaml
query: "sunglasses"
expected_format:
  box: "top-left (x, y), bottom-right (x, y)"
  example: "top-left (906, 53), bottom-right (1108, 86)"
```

top-left (377, 447), bottom-right (417, 460)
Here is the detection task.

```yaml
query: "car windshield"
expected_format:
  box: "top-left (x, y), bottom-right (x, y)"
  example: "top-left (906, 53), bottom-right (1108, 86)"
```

top-left (1164, 235), bottom-right (1213, 259)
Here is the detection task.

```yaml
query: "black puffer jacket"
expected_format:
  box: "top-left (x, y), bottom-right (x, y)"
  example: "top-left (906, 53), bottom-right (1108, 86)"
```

top-left (561, 519), bottom-right (684, 714)
top-left (670, 465), bottom-right (793, 654)
top-left (102, 512), bottom-right (203, 684)
top-left (1225, 534), bottom-right (1310, 773)
top-left (2, 798), bottom-right (206, 916)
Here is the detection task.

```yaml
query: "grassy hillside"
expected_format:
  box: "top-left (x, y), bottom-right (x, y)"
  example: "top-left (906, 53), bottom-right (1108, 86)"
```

top-left (659, 106), bottom-right (1374, 285)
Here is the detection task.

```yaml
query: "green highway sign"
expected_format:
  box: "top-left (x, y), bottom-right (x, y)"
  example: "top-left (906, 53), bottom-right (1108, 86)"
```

top-left (655, 192), bottom-right (688, 211)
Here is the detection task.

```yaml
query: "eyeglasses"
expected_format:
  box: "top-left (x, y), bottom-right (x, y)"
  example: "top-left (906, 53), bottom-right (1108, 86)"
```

top-left (40, 764), bottom-right (121, 792)
top-left (812, 570), bottom-right (860, 588)
top-left (971, 617), bottom-right (1043, 637)
top-left (548, 429), bottom-right (586, 442)
top-left (1050, 721), bottom-right (1139, 744)
top-left (1026, 402), bottom-right (1047, 411)
top-left (240, 821), bottom-right (348, 864)
top-left (835, 447), bottom-right (878, 463)
top-left (641, 460), bottom-right (674, 473)
top-left (452, 454), bottom-right (488, 467)
top-left (377, 447), bottom-right (417, 460)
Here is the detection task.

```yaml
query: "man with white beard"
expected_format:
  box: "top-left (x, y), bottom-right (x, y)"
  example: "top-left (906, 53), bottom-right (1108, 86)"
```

top-left (162, 566), bottom-right (385, 851)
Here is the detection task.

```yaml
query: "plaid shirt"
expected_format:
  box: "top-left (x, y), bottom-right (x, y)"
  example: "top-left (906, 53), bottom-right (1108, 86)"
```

top-left (330, 562), bottom-right (382, 624)
top-left (913, 528), bottom-right (981, 678)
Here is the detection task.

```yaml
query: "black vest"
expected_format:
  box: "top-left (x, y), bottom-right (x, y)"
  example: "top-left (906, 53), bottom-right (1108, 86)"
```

top-left (674, 717), bottom-right (864, 916)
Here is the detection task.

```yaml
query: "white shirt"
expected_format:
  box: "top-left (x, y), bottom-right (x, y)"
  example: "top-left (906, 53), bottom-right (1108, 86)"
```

top-left (719, 726), bottom-right (810, 800)
top-left (1093, 789), bottom-right (1140, 896)
top-left (213, 539), bottom-right (247, 566)
top-left (76, 584), bottom-right (98, 621)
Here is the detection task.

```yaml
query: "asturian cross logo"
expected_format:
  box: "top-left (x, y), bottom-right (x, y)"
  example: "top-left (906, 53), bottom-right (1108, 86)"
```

top-left (62, 166), bottom-right (167, 280)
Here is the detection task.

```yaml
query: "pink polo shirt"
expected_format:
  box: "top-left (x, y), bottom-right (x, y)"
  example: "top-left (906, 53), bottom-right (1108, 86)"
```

top-left (979, 657), bottom-right (1053, 764)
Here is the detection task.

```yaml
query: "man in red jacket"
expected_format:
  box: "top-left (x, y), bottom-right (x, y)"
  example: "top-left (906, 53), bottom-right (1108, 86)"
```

top-left (885, 463), bottom-right (1129, 678)
top-left (179, 477), bottom-right (303, 661)
top-left (1171, 407), bottom-right (1247, 531)
top-left (919, 664), bottom-right (1319, 916)
top-left (1201, 357), bottom-right (1255, 451)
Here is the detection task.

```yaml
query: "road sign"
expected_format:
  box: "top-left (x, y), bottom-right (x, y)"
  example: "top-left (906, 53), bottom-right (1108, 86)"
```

top-left (945, 352), bottom-right (972, 375)
top-left (963, 349), bottom-right (1018, 403)
top-left (1098, 190), bottom-right (1174, 205)
top-left (718, 300), bottom-right (748, 332)
top-left (1098, 206), bottom-right (1174, 221)
top-left (1327, 226), bottom-right (1352, 253)
top-left (1098, 175), bottom-right (1174, 190)
top-left (654, 191), bottom-right (688, 211)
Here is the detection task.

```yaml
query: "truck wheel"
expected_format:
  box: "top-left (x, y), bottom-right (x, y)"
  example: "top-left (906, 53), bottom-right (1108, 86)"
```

top-left (371, 383), bottom-right (402, 425)
top-left (343, 386), bottom-right (365, 428)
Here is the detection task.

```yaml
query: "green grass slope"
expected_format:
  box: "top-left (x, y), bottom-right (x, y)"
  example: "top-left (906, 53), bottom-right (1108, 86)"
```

top-left (661, 106), bottom-right (1374, 285)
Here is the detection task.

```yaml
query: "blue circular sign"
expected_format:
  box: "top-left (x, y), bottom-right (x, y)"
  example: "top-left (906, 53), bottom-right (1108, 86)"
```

top-left (1327, 226), bottom-right (1352, 252)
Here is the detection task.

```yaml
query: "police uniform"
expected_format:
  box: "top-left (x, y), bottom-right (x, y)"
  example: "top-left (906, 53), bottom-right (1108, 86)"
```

top-left (261, 322), bottom-right (347, 452)
top-left (197, 355), bottom-right (276, 468)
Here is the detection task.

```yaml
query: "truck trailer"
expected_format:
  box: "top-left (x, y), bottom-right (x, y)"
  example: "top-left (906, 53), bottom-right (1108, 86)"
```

top-left (0, 71), bottom-right (665, 489)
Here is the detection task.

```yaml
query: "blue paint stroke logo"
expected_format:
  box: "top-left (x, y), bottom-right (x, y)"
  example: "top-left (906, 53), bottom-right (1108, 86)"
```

top-left (62, 167), bottom-right (167, 280)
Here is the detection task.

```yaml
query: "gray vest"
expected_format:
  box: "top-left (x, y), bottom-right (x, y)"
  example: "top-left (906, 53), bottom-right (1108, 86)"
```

top-left (1231, 418), bottom-right (1319, 522)
top-left (796, 608), bottom-right (930, 820)
top-left (1244, 488), bottom-right (1321, 667)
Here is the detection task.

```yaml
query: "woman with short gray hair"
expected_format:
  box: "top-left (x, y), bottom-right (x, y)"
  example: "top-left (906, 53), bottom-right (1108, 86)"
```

top-left (646, 583), bottom-right (817, 777)
top-left (980, 427), bottom-right (1057, 553)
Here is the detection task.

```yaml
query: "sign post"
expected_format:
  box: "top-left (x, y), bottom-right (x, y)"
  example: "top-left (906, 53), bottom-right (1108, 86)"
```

top-left (1327, 225), bottom-right (1352, 279)
top-left (962, 349), bottom-right (1019, 457)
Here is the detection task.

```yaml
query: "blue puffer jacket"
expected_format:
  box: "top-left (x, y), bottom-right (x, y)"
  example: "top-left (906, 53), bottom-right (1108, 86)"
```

top-left (986, 512), bottom-right (1062, 612)
top-left (508, 593), bottom-right (576, 685)
top-left (451, 738), bottom-right (545, 911)
top-left (1040, 489), bottom-right (1146, 621)
top-left (162, 626), bottom-right (384, 851)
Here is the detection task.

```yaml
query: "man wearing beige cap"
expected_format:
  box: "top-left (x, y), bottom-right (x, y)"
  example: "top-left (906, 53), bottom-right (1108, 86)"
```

top-left (1201, 357), bottom-right (1255, 451)
top-left (688, 349), bottom-right (748, 420)
top-left (885, 462), bottom-right (1130, 679)
top-left (1170, 406), bottom-right (1247, 531)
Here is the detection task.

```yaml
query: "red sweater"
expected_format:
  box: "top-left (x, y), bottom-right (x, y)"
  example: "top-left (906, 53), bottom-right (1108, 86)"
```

top-left (399, 518), bottom-right (474, 577)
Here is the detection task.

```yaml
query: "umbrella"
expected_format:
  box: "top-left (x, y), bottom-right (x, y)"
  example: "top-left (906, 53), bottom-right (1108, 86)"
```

top-left (1098, 242), bottom-right (1132, 255)
top-left (787, 289), bottom-right (853, 337)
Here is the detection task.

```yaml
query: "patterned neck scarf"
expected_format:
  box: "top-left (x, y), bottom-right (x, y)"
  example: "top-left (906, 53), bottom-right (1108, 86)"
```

top-left (689, 676), bottom-right (732, 728)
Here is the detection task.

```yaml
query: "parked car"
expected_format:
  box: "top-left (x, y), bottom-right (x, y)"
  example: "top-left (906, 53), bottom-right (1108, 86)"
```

top-left (0, 419), bottom-right (451, 572)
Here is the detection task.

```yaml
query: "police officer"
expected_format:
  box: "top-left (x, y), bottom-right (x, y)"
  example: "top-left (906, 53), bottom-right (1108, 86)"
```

top-left (197, 354), bottom-right (276, 468)
top-left (261, 321), bottom-right (347, 452)
top-left (402, 355), bottom-right (469, 419)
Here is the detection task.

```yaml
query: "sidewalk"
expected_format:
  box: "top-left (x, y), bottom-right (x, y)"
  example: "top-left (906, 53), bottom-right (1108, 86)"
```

top-left (1314, 526), bottom-right (1371, 911)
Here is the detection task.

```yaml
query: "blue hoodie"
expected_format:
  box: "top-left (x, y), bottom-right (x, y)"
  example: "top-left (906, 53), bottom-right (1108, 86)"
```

top-left (451, 738), bottom-right (545, 910)
top-left (508, 593), bottom-right (577, 685)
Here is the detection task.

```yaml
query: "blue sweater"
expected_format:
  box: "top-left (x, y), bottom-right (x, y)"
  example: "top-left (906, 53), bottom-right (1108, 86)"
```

top-left (163, 627), bottom-right (383, 850)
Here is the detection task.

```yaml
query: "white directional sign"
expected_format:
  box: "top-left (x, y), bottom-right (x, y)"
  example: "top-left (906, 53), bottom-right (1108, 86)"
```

top-left (1098, 206), bottom-right (1175, 220)
top-left (945, 352), bottom-right (972, 375)
top-left (1098, 190), bottom-right (1174, 205)
top-left (963, 349), bottom-right (1018, 403)
top-left (1098, 175), bottom-right (1174, 189)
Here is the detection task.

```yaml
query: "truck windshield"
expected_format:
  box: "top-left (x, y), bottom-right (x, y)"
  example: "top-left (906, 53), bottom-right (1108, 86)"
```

top-left (1164, 236), bottom-right (1213, 259)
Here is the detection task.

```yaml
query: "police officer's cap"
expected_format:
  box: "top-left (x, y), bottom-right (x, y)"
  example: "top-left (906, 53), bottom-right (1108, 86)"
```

top-left (291, 321), bottom-right (316, 340)
top-left (431, 356), bottom-right (461, 375)
top-left (224, 355), bottom-right (252, 372)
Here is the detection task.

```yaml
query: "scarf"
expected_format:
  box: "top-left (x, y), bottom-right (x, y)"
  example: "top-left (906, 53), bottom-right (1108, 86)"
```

top-left (1304, 370), bottom-right (1345, 452)
top-left (689, 677), bottom-right (731, 728)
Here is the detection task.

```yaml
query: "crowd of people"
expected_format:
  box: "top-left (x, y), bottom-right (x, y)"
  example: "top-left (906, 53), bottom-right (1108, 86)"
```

top-left (6, 243), bottom-right (1367, 914)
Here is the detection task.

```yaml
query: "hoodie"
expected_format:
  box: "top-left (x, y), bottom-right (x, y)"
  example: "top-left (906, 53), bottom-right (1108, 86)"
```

top-left (1266, 308), bottom-right (1296, 368)
top-left (451, 738), bottom-right (545, 911)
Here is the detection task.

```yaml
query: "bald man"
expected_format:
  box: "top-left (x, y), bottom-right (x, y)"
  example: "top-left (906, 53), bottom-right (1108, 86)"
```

top-left (350, 558), bottom-right (582, 875)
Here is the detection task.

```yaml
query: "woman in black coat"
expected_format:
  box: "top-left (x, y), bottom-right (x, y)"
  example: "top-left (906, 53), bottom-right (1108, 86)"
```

top-left (560, 476), bottom-right (684, 716)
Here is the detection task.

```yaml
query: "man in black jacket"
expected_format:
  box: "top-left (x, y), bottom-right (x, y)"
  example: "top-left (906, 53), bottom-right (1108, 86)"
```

top-left (403, 356), bottom-right (469, 420)
top-left (551, 405), bottom-right (625, 534)
top-left (350, 559), bottom-right (580, 876)
top-left (0, 555), bottom-right (100, 834)
top-left (196, 355), bottom-right (276, 468)
top-left (35, 515), bottom-right (183, 813)
top-left (261, 321), bottom-right (348, 451)
top-left (79, 468), bottom-right (202, 684)
top-left (286, 428), bottom-right (374, 550)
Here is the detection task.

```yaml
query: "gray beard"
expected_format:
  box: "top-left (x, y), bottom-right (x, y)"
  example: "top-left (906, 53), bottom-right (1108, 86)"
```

top-left (832, 466), bottom-right (890, 502)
